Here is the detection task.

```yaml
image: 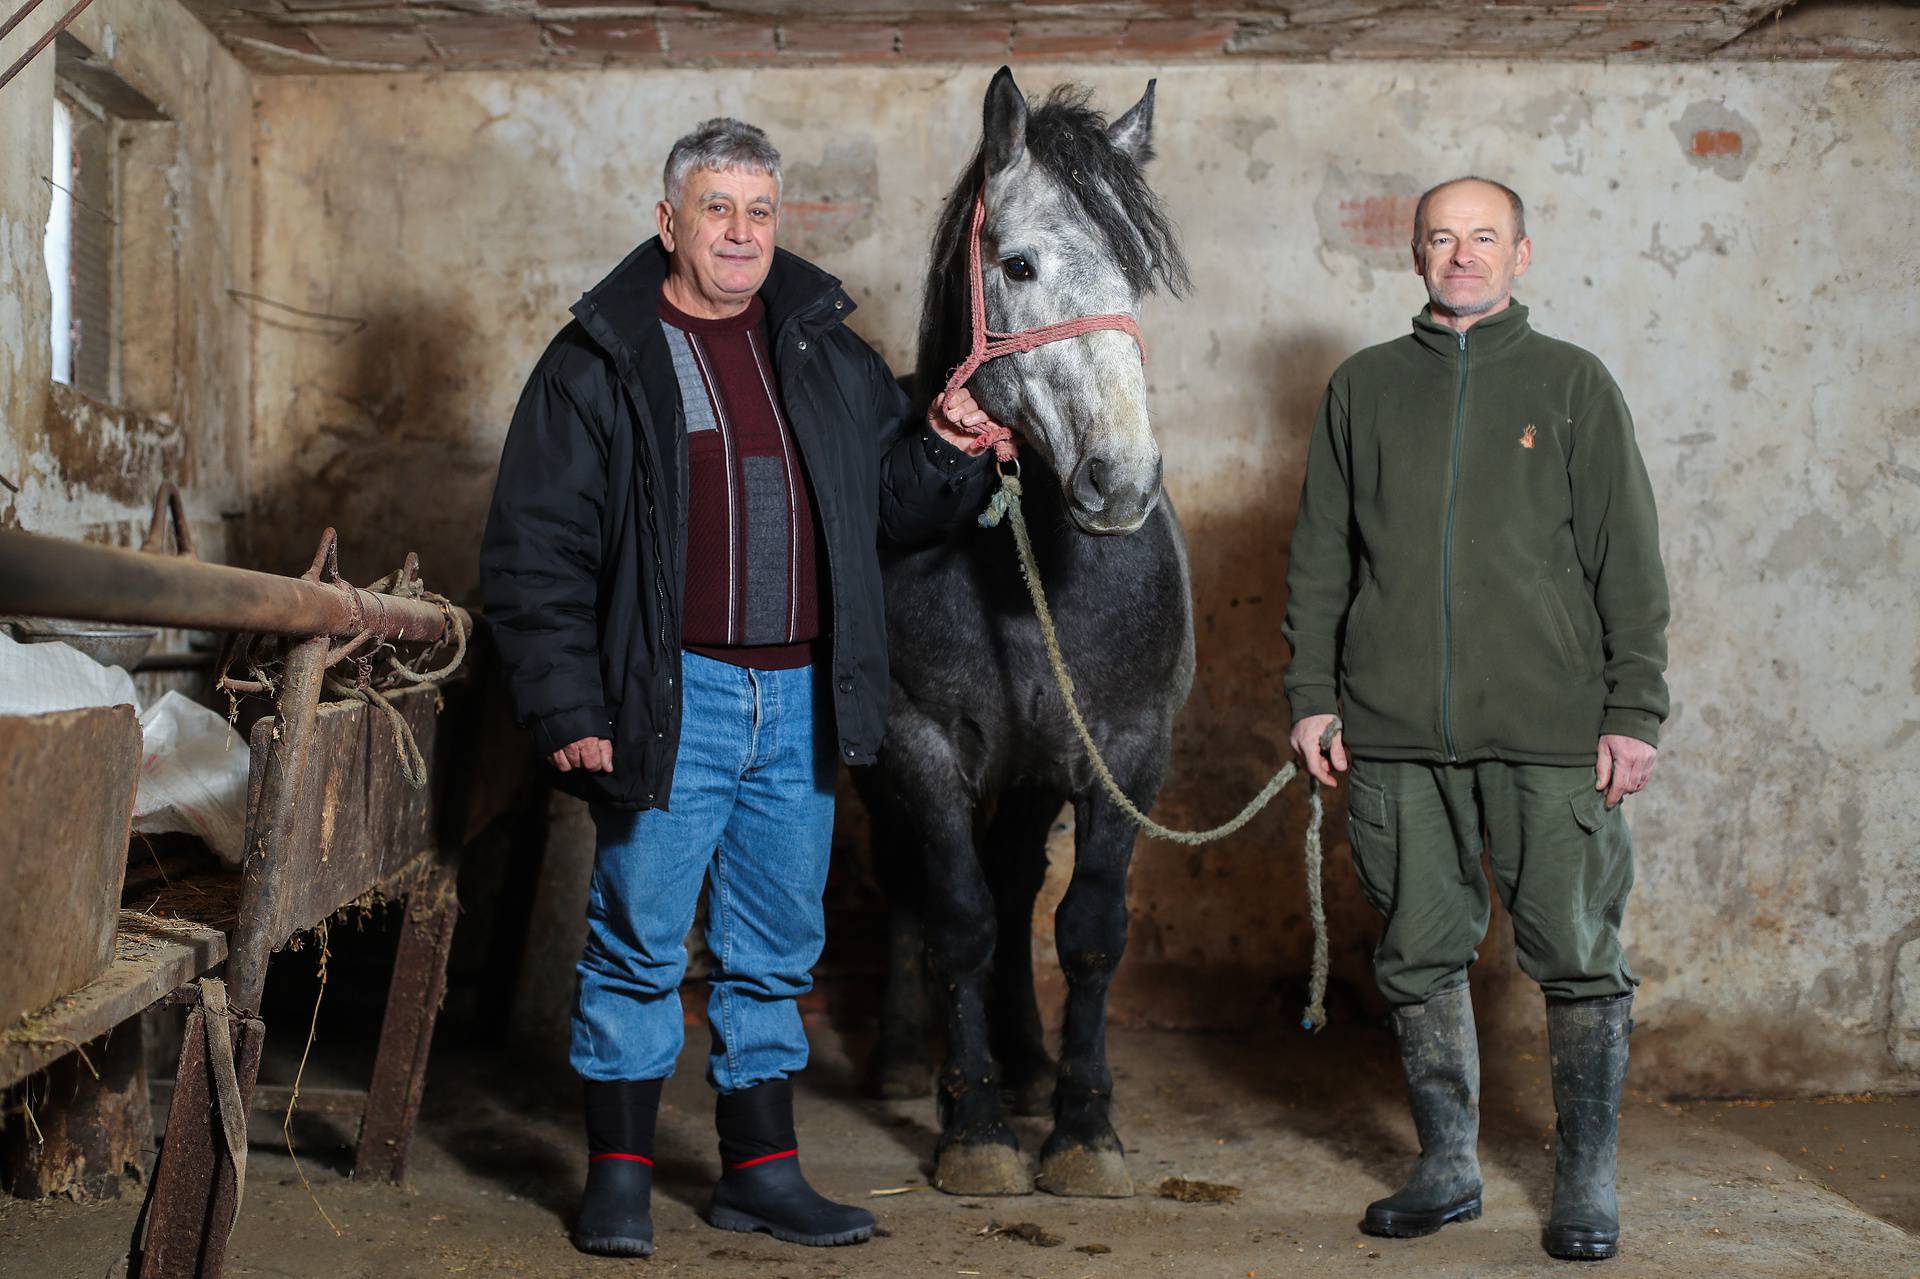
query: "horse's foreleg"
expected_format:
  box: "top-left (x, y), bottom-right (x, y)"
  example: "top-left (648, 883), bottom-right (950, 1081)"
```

top-left (1038, 754), bottom-right (1164, 1198)
top-left (920, 793), bottom-right (1033, 1196)
top-left (985, 787), bottom-right (1062, 1117)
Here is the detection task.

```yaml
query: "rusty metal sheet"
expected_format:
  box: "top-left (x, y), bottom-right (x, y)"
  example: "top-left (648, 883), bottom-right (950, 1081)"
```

top-left (242, 683), bottom-right (442, 952)
top-left (137, 1003), bottom-right (264, 1279)
top-left (0, 706), bottom-right (141, 1026)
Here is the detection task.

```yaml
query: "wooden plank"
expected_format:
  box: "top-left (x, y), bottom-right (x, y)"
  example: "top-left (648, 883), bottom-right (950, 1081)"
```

top-left (149, 1080), bottom-right (367, 1119)
top-left (0, 912), bottom-right (227, 1089)
top-left (0, 706), bottom-right (143, 1025)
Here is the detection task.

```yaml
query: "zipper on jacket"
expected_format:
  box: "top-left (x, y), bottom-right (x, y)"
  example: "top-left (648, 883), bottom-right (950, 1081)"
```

top-left (1439, 328), bottom-right (1468, 763)
top-left (773, 305), bottom-right (855, 759)
top-left (631, 384), bottom-right (676, 798)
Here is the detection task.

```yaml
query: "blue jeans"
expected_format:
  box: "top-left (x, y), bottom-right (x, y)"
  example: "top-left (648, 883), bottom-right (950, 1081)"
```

top-left (571, 651), bottom-right (836, 1091)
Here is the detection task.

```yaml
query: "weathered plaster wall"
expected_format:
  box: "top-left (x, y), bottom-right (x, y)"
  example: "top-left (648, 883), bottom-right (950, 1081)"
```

top-left (251, 61), bottom-right (1920, 1096)
top-left (0, 0), bottom-right (253, 556)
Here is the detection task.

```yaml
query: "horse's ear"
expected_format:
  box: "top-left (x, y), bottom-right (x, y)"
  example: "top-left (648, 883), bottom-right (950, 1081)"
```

top-left (1107, 79), bottom-right (1157, 165)
top-left (982, 65), bottom-right (1028, 175)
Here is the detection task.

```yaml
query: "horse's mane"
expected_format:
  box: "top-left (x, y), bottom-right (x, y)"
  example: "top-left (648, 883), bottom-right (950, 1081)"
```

top-left (913, 85), bottom-right (1191, 409)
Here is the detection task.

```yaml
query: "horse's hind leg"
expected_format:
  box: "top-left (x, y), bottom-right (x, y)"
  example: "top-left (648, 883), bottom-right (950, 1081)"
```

top-left (1037, 762), bottom-right (1164, 1199)
top-left (985, 788), bottom-right (1061, 1117)
top-left (864, 804), bottom-right (935, 1100)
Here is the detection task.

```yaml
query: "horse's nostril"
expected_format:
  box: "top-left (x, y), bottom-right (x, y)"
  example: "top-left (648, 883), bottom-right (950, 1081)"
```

top-left (1073, 456), bottom-right (1109, 511)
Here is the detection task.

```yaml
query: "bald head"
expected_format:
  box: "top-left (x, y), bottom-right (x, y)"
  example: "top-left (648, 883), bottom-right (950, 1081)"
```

top-left (1413, 177), bottom-right (1526, 245)
top-left (1410, 177), bottom-right (1532, 328)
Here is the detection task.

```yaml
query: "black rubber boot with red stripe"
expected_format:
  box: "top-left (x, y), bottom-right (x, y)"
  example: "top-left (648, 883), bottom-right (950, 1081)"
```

top-left (706, 1078), bottom-right (875, 1247)
top-left (573, 1077), bottom-right (662, 1256)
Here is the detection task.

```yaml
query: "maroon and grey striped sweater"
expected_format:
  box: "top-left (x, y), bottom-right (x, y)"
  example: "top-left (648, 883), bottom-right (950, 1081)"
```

top-left (658, 291), bottom-right (824, 670)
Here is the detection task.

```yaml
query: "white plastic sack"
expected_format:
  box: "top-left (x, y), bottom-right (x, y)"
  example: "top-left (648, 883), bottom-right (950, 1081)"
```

top-left (133, 691), bottom-right (251, 866)
top-left (0, 629), bottom-right (139, 715)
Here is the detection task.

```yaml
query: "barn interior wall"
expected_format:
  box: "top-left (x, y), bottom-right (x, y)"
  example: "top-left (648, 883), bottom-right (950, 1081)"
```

top-left (0, 0), bottom-right (255, 561)
top-left (235, 58), bottom-right (1914, 1097)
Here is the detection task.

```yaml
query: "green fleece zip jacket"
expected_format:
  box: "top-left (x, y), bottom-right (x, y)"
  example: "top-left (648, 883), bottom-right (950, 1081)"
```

top-left (1282, 302), bottom-right (1670, 764)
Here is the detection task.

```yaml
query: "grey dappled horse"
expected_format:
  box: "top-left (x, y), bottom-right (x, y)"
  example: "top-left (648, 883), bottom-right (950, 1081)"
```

top-left (854, 68), bottom-right (1193, 1198)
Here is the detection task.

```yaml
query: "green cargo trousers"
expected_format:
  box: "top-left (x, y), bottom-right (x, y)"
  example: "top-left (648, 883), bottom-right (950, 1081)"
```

top-left (1346, 758), bottom-right (1638, 1006)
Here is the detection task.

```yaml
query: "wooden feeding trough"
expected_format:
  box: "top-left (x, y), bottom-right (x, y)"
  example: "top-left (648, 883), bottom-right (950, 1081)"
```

top-left (0, 497), bottom-right (502, 1279)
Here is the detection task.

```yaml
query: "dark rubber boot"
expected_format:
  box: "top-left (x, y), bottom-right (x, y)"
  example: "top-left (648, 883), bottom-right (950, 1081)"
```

top-left (706, 1079), bottom-right (875, 1247)
top-left (1362, 985), bottom-right (1485, 1239)
top-left (1544, 993), bottom-right (1632, 1262)
top-left (572, 1077), bottom-right (663, 1256)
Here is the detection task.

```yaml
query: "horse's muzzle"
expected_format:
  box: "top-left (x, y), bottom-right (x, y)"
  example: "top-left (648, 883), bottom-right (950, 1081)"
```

top-left (1067, 452), bottom-right (1162, 535)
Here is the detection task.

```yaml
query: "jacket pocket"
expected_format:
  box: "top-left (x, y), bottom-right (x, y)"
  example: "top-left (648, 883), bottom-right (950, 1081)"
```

top-left (1537, 579), bottom-right (1585, 675)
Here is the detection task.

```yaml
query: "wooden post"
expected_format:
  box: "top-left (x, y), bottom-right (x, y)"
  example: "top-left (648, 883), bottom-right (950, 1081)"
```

top-left (355, 869), bottom-right (458, 1183)
top-left (2, 1023), bottom-right (149, 1200)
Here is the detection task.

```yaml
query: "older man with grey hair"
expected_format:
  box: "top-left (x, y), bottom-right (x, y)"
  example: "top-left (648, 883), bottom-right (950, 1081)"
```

top-left (481, 118), bottom-right (998, 1257)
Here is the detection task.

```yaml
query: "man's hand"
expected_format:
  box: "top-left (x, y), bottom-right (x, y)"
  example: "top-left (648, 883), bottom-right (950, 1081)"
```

top-left (550, 736), bottom-right (613, 774)
top-left (930, 388), bottom-right (997, 454)
top-left (1595, 734), bottom-right (1656, 808)
top-left (1290, 713), bottom-right (1348, 788)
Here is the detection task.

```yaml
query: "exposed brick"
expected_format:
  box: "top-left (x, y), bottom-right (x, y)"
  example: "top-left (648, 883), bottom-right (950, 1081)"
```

top-left (1337, 194), bottom-right (1420, 253)
top-left (1691, 129), bottom-right (1742, 156)
top-left (899, 21), bottom-right (1012, 60)
top-left (1011, 20), bottom-right (1125, 59)
top-left (779, 21), bottom-right (899, 61)
top-left (662, 19), bottom-right (778, 61)
top-left (542, 18), bottom-right (664, 62)
top-left (425, 18), bottom-right (546, 64)
top-left (1119, 18), bottom-right (1236, 57)
top-left (305, 22), bottom-right (436, 65)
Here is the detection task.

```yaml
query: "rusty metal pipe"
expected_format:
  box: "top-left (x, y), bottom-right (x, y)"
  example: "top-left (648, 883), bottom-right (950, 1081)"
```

top-left (0, 528), bottom-right (466, 644)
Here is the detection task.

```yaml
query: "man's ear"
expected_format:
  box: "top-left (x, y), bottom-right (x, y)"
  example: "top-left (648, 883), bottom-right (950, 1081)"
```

top-left (1513, 236), bottom-right (1533, 278)
top-left (657, 199), bottom-right (676, 253)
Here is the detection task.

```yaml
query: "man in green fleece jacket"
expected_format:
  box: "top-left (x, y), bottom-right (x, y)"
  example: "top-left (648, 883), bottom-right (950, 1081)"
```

top-left (1282, 177), bottom-right (1669, 1263)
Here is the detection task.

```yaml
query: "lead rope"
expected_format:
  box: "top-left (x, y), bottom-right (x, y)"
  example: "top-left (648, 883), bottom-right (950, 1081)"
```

top-left (982, 468), bottom-right (1339, 1031)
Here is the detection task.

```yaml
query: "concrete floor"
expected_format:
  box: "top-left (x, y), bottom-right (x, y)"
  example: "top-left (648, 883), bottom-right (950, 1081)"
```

top-left (2, 1022), bottom-right (1914, 1279)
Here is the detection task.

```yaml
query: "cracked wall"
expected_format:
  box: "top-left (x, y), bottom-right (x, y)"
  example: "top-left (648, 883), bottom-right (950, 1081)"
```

top-left (0, 0), bottom-right (254, 557)
top-left (250, 60), bottom-right (1920, 1096)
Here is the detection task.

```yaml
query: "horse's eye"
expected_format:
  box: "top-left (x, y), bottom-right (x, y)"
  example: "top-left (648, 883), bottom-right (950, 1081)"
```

top-left (1001, 255), bottom-right (1035, 282)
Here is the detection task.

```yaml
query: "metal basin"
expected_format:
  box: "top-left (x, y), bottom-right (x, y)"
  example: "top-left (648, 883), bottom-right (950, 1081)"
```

top-left (1, 615), bottom-right (159, 669)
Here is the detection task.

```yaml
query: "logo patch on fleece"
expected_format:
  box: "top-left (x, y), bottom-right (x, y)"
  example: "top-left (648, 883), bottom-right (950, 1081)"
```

top-left (1519, 424), bottom-right (1538, 450)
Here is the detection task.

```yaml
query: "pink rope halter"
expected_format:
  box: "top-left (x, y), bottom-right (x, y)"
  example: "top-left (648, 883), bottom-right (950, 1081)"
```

top-left (930, 191), bottom-right (1146, 466)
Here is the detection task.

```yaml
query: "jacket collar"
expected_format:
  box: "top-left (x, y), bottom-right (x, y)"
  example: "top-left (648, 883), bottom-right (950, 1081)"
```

top-left (1410, 299), bottom-right (1531, 359)
top-left (570, 237), bottom-right (856, 374)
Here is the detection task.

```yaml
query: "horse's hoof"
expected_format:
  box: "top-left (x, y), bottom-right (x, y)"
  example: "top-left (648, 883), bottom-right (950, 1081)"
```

top-left (865, 1051), bottom-right (933, 1101)
top-left (1036, 1146), bottom-right (1134, 1198)
top-left (934, 1144), bottom-right (1033, 1196)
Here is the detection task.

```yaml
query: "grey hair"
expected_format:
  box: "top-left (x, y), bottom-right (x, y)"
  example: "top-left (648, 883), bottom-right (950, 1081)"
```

top-left (1412, 175), bottom-right (1527, 244)
top-left (662, 117), bottom-right (783, 205)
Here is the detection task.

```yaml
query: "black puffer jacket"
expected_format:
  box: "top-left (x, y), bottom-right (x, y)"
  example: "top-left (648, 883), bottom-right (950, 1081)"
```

top-left (479, 239), bottom-right (993, 809)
